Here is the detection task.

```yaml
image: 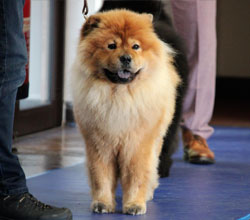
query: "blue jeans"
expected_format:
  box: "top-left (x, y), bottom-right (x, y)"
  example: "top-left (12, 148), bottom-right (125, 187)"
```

top-left (0, 0), bottom-right (28, 195)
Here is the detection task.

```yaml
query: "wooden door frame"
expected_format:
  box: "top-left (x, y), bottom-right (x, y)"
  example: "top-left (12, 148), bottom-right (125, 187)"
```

top-left (14, 0), bottom-right (66, 137)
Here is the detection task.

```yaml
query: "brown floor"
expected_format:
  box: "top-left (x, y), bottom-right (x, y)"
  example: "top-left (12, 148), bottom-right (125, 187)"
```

top-left (210, 99), bottom-right (250, 127)
top-left (13, 126), bottom-right (85, 178)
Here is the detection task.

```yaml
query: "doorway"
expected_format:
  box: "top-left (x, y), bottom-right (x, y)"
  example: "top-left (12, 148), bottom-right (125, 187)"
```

top-left (14, 0), bottom-right (66, 137)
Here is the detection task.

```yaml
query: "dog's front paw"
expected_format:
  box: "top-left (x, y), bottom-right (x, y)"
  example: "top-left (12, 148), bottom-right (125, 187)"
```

top-left (123, 203), bottom-right (146, 215)
top-left (91, 201), bottom-right (115, 214)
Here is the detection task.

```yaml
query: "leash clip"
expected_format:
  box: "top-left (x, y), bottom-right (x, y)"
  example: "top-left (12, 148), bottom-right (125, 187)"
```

top-left (82, 0), bottom-right (89, 20)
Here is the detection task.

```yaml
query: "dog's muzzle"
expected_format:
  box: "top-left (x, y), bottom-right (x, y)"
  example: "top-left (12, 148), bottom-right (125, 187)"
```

top-left (104, 68), bottom-right (140, 84)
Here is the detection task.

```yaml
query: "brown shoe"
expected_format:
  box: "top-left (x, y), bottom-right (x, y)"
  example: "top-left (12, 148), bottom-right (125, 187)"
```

top-left (182, 127), bottom-right (215, 164)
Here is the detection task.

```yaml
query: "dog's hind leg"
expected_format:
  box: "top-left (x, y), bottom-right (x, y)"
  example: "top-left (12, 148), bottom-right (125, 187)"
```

top-left (147, 140), bottom-right (162, 201)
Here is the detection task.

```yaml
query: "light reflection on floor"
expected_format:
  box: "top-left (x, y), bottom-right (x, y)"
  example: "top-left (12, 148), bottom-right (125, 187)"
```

top-left (13, 125), bottom-right (85, 177)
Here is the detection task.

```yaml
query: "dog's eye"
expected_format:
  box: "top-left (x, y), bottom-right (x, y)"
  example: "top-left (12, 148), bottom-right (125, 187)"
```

top-left (108, 43), bottom-right (117, 50)
top-left (132, 44), bottom-right (140, 50)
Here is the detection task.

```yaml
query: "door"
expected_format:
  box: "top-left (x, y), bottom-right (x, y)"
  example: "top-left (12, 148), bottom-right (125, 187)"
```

top-left (14, 0), bottom-right (66, 137)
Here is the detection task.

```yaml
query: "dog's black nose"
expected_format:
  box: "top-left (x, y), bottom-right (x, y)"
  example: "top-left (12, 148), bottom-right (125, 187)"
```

top-left (120, 55), bottom-right (132, 65)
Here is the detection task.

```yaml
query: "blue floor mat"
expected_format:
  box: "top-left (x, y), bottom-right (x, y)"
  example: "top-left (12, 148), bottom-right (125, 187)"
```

top-left (27, 126), bottom-right (250, 220)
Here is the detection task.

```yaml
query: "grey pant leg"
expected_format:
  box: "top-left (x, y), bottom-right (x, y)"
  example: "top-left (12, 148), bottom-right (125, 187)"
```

top-left (170, 0), bottom-right (217, 139)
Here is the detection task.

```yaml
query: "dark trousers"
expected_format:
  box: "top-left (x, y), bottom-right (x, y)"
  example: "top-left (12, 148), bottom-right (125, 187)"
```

top-left (0, 0), bottom-right (28, 195)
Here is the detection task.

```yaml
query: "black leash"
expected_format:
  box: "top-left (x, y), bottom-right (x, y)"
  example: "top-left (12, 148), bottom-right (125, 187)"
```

top-left (82, 0), bottom-right (89, 19)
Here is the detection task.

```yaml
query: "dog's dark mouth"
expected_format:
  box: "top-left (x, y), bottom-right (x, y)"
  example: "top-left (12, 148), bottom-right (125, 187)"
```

top-left (104, 69), bottom-right (140, 84)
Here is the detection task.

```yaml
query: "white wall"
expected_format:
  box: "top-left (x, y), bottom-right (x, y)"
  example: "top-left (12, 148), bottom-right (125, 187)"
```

top-left (63, 0), bottom-right (103, 103)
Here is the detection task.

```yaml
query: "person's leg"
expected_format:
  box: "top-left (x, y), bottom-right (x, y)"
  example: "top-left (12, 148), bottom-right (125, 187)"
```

top-left (0, 0), bottom-right (28, 196)
top-left (0, 89), bottom-right (28, 195)
top-left (170, 0), bottom-right (216, 163)
top-left (0, 1), bottom-right (72, 219)
top-left (171, 0), bottom-right (217, 139)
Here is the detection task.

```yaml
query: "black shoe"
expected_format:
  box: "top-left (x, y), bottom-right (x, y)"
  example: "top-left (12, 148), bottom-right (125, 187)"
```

top-left (0, 193), bottom-right (72, 220)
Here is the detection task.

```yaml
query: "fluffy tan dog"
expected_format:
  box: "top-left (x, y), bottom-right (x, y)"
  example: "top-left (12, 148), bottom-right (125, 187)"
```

top-left (72, 9), bottom-right (180, 215)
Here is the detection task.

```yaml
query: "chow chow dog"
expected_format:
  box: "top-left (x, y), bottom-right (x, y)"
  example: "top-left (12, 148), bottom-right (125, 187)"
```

top-left (99, 0), bottom-right (188, 178)
top-left (72, 9), bottom-right (181, 215)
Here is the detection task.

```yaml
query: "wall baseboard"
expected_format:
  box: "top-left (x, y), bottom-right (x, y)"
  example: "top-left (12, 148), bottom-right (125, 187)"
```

top-left (216, 77), bottom-right (250, 99)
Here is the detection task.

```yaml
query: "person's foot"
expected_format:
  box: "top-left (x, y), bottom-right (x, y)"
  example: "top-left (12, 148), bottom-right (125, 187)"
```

top-left (0, 193), bottom-right (72, 220)
top-left (182, 127), bottom-right (215, 164)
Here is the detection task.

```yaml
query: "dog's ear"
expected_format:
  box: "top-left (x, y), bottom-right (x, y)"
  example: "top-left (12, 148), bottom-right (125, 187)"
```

top-left (81, 15), bottom-right (101, 37)
top-left (142, 13), bottom-right (153, 23)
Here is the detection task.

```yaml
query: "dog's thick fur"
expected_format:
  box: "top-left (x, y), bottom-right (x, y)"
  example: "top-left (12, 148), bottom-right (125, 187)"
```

top-left (72, 9), bottom-right (181, 215)
top-left (100, 0), bottom-right (189, 178)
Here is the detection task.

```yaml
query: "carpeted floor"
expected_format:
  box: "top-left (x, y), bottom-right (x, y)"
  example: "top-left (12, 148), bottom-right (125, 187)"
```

top-left (27, 126), bottom-right (250, 220)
